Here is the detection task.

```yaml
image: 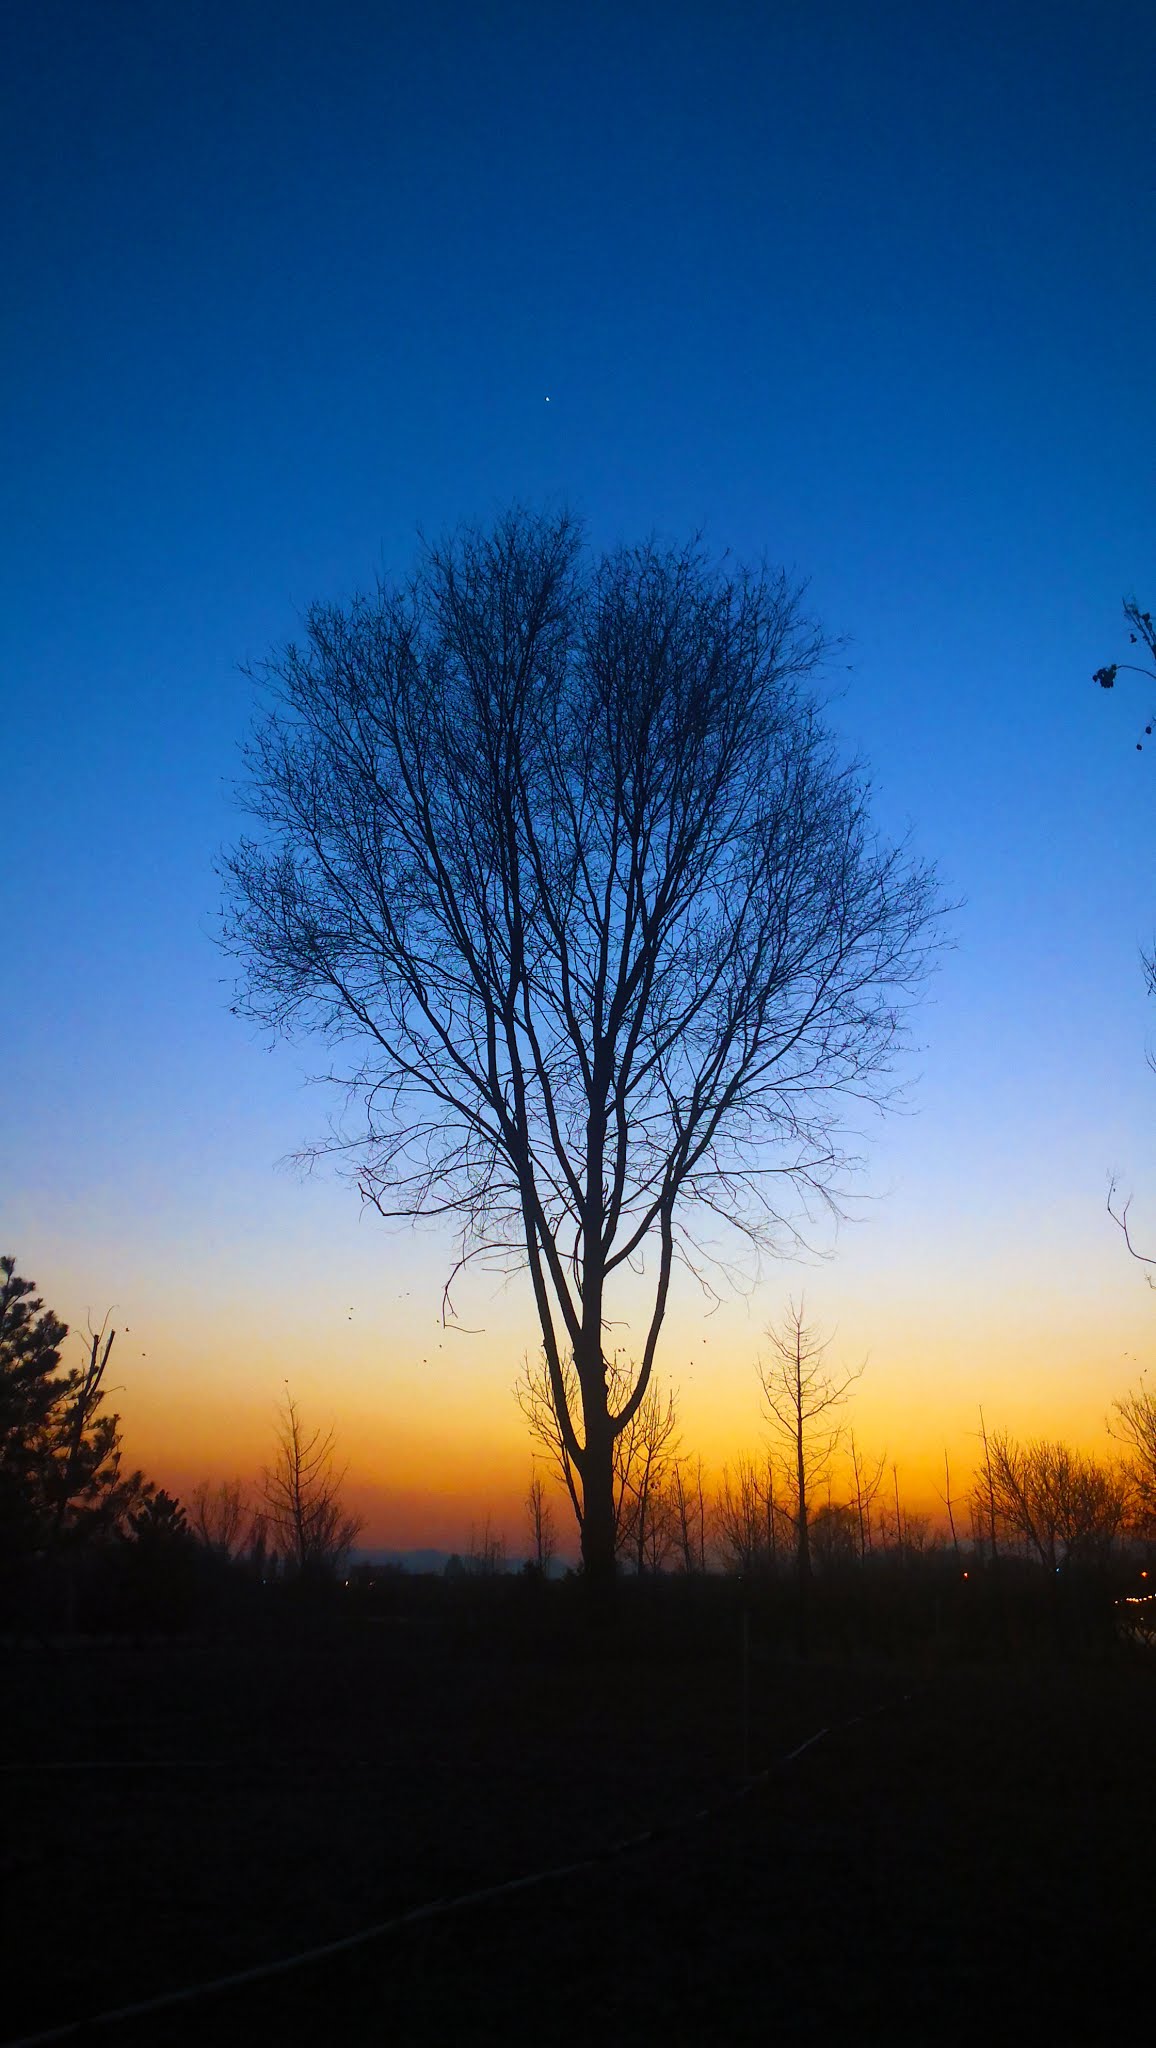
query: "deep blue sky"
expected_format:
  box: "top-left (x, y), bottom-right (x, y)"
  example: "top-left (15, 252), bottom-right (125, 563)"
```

top-left (3, 1), bottom-right (1154, 1533)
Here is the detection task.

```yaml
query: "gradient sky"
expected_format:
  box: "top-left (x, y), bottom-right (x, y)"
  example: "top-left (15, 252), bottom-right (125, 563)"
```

top-left (3, 0), bottom-right (1154, 1553)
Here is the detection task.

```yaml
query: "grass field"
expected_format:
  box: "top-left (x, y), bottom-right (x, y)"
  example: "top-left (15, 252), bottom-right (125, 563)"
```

top-left (3, 1599), bottom-right (1152, 2044)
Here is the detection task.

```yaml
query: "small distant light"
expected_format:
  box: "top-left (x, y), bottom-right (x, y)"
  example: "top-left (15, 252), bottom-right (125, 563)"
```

top-left (1142, 1570), bottom-right (1148, 1579)
top-left (962, 1570), bottom-right (969, 1580)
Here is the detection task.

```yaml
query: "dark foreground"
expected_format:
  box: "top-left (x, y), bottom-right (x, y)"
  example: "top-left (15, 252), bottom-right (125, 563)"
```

top-left (3, 1603), bottom-right (1152, 2045)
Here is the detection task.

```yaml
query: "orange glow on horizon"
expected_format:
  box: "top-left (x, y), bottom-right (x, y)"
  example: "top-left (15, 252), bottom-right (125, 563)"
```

top-left (29, 1185), bottom-right (1154, 1559)
top-left (123, 1293), bottom-right (1149, 1556)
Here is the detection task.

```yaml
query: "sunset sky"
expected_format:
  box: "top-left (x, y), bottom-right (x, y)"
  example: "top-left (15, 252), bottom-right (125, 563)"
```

top-left (4, 1), bottom-right (1154, 1555)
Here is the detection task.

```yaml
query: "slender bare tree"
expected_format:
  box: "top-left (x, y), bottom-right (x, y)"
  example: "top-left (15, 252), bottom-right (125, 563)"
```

top-left (940, 1449), bottom-right (961, 1557)
top-left (976, 1406), bottom-right (1000, 1563)
top-left (466, 1517), bottom-right (507, 1576)
top-left (846, 1428), bottom-right (886, 1560)
top-left (525, 1470), bottom-right (558, 1576)
top-left (670, 1454), bottom-right (709, 1574)
top-left (758, 1300), bottom-right (861, 1588)
top-left (616, 1379), bottom-right (681, 1574)
top-left (262, 1394), bottom-right (361, 1579)
top-left (890, 1462), bottom-right (905, 1557)
top-left (515, 1350), bottom-right (586, 1538)
top-left (224, 510), bottom-right (943, 1589)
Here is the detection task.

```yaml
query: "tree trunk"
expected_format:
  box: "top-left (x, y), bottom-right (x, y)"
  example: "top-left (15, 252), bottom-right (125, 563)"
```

top-left (574, 1246), bottom-right (617, 1600)
top-left (795, 1400), bottom-right (811, 1655)
top-left (795, 1418), bottom-right (811, 1584)
top-left (577, 1340), bottom-right (617, 1598)
top-left (579, 1440), bottom-right (617, 1595)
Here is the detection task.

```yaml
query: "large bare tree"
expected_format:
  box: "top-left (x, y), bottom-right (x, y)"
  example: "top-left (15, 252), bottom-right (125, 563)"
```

top-left (224, 509), bottom-right (942, 1589)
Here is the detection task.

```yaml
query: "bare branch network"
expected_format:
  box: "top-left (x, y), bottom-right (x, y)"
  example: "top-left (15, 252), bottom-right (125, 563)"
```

top-left (223, 509), bottom-right (945, 1581)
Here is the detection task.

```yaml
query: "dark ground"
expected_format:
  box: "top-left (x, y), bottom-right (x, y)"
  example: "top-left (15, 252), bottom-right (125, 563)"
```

top-left (3, 1599), bottom-right (1152, 2045)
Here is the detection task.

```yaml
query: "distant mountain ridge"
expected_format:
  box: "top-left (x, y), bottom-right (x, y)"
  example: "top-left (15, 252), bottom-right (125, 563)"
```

top-left (348, 1547), bottom-right (453, 1575)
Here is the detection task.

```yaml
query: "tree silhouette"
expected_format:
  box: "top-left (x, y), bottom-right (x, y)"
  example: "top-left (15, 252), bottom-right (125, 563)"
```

top-left (44, 1318), bottom-right (142, 1551)
top-left (262, 1394), bottom-right (361, 1580)
top-left (972, 1432), bottom-right (1128, 1570)
top-left (758, 1300), bottom-right (861, 1594)
top-left (225, 509), bottom-right (943, 1589)
top-left (670, 1454), bottom-right (709, 1574)
top-left (713, 1453), bottom-right (785, 1575)
top-left (0, 1255), bottom-right (70, 1558)
top-left (189, 1476), bottom-right (250, 1558)
top-left (517, 1348), bottom-right (680, 1568)
top-left (846, 1428), bottom-right (887, 1559)
top-left (0, 1257), bottom-right (144, 1572)
top-left (524, 1470), bottom-right (558, 1576)
top-left (615, 1378), bottom-right (681, 1574)
top-left (127, 1487), bottom-right (190, 1544)
top-left (515, 1349), bottom-right (587, 1537)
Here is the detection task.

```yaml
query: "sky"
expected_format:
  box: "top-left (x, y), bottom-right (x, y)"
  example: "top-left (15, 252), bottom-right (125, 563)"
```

top-left (3, 0), bottom-right (1155, 1554)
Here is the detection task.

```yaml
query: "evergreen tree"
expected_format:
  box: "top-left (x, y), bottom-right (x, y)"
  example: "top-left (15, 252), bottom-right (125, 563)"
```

top-left (0, 1256), bottom-right (144, 1567)
top-left (0, 1256), bottom-right (69, 1556)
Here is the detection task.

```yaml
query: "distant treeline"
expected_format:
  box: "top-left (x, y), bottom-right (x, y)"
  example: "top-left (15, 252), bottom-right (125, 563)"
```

top-left (4, 1255), bottom-right (1154, 1652)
